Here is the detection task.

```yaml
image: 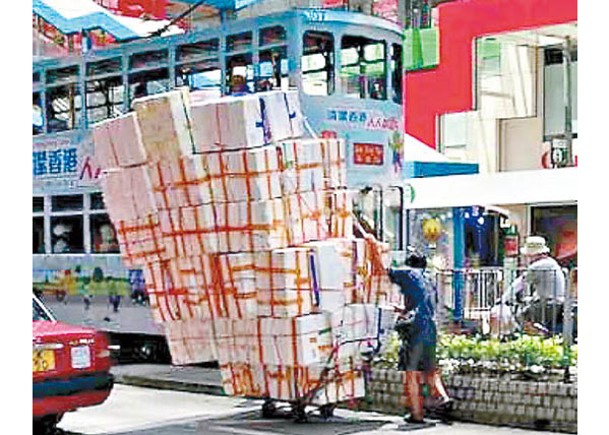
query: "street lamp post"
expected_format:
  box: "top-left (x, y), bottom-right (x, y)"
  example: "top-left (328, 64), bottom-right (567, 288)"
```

top-left (562, 36), bottom-right (574, 167)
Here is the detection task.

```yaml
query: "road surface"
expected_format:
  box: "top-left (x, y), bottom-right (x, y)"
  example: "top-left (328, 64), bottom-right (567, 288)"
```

top-left (57, 385), bottom-right (565, 435)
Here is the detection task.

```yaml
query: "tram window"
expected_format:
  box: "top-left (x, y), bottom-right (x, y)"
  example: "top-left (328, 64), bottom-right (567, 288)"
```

top-left (258, 47), bottom-right (289, 92)
top-left (176, 61), bottom-right (222, 91)
top-left (91, 214), bottom-right (119, 254)
top-left (226, 54), bottom-right (254, 95)
top-left (391, 43), bottom-right (403, 104)
top-left (46, 84), bottom-right (82, 132)
top-left (33, 71), bottom-right (40, 85)
top-left (86, 76), bottom-right (124, 123)
top-left (260, 26), bottom-right (286, 46)
top-left (128, 69), bottom-right (170, 105)
top-left (52, 195), bottom-right (83, 212)
top-left (46, 65), bottom-right (79, 86)
top-left (51, 215), bottom-right (84, 254)
top-left (176, 39), bottom-right (219, 62)
top-left (129, 50), bottom-right (169, 70)
top-left (33, 216), bottom-right (45, 254)
top-left (33, 197), bottom-right (44, 213)
top-left (86, 57), bottom-right (122, 76)
top-left (90, 193), bottom-right (106, 210)
top-left (302, 31), bottom-right (335, 96)
top-left (33, 92), bottom-right (43, 135)
top-left (340, 36), bottom-right (386, 100)
top-left (226, 32), bottom-right (252, 52)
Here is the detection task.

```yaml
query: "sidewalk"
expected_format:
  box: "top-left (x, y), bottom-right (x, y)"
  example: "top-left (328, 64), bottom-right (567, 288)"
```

top-left (111, 364), bottom-right (224, 396)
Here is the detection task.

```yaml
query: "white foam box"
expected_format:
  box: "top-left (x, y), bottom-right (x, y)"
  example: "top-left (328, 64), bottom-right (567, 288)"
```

top-left (206, 145), bottom-right (282, 203)
top-left (217, 253), bottom-right (258, 319)
top-left (262, 364), bottom-right (298, 401)
top-left (221, 362), bottom-right (267, 397)
top-left (143, 262), bottom-right (196, 323)
top-left (164, 319), bottom-right (217, 365)
top-left (191, 94), bottom-right (267, 152)
top-left (321, 139), bottom-right (347, 189)
top-left (108, 112), bottom-right (148, 167)
top-left (326, 189), bottom-right (354, 239)
top-left (255, 247), bottom-right (312, 290)
top-left (257, 288), bottom-right (314, 318)
top-left (284, 190), bottom-right (327, 246)
top-left (278, 139), bottom-right (324, 195)
top-left (259, 90), bottom-right (305, 141)
top-left (259, 314), bottom-right (328, 366)
top-left (132, 89), bottom-right (194, 160)
top-left (115, 215), bottom-right (165, 267)
top-left (311, 370), bottom-right (366, 405)
top-left (92, 119), bottom-right (119, 171)
top-left (239, 198), bottom-right (288, 252)
top-left (232, 319), bottom-right (262, 364)
top-left (304, 240), bottom-right (349, 290)
top-left (100, 170), bottom-right (137, 223)
top-left (149, 156), bottom-right (213, 209)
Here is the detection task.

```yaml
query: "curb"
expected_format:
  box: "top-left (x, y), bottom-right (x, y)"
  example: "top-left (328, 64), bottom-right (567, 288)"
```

top-left (114, 374), bottom-right (226, 396)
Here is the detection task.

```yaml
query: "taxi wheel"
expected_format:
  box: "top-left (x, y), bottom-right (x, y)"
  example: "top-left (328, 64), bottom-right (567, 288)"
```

top-left (33, 413), bottom-right (63, 434)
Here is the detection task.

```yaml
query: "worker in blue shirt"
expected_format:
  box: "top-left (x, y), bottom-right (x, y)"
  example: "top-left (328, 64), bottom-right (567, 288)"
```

top-left (388, 253), bottom-right (452, 423)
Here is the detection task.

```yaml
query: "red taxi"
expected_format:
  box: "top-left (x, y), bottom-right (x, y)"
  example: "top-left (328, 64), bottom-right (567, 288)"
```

top-left (33, 295), bottom-right (114, 432)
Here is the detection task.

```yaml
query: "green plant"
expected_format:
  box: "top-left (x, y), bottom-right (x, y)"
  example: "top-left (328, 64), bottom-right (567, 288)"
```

top-left (375, 333), bottom-right (577, 374)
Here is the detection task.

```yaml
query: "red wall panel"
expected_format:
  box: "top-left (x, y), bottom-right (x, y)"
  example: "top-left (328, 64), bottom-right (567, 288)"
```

top-left (404, 0), bottom-right (577, 148)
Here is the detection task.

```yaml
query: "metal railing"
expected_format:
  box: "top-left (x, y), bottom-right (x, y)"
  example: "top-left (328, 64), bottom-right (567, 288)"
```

top-left (431, 266), bottom-right (577, 341)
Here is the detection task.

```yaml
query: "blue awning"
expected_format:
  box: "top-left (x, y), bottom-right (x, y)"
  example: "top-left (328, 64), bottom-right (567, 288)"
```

top-left (401, 134), bottom-right (479, 179)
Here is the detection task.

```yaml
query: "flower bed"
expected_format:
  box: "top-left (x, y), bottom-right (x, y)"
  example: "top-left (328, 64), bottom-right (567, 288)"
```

top-left (374, 333), bottom-right (577, 380)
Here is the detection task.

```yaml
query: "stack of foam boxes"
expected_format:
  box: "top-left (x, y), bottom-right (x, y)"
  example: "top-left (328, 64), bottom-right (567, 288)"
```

top-left (93, 88), bottom-right (400, 405)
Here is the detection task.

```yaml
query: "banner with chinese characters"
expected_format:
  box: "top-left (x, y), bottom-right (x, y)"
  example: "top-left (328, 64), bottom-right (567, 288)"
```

top-left (33, 130), bottom-right (103, 195)
top-left (372, 0), bottom-right (399, 24)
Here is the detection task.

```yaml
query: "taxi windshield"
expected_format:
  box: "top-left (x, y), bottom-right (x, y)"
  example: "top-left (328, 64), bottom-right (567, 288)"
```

top-left (33, 298), bottom-right (53, 321)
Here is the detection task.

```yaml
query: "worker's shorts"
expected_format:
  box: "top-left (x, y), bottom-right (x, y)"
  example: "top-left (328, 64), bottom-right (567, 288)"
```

top-left (405, 341), bottom-right (437, 372)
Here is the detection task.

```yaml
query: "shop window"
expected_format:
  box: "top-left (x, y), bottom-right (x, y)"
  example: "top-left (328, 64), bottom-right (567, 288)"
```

top-left (90, 192), bottom-right (106, 210)
top-left (129, 50), bottom-right (169, 70)
top-left (128, 69), bottom-right (170, 106)
top-left (175, 61), bottom-right (221, 92)
top-left (391, 43), bottom-right (402, 104)
top-left (46, 84), bottom-right (82, 132)
top-left (226, 53), bottom-right (254, 95)
top-left (302, 31), bottom-right (335, 96)
top-left (33, 197), bottom-right (44, 213)
top-left (52, 195), bottom-right (83, 212)
top-left (91, 214), bottom-right (119, 254)
top-left (33, 92), bottom-right (43, 135)
top-left (33, 216), bottom-right (45, 254)
top-left (86, 76), bottom-right (124, 123)
top-left (258, 46), bottom-right (289, 92)
top-left (51, 215), bottom-right (84, 254)
top-left (340, 35), bottom-right (386, 100)
top-left (226, 32), bottom-right (252, 52)
top-left (176, 39), bottom-right (219, 62)
top-left (86, 57), bottom-right (122, 76)
top-left (531, 205), bottom-right (577, 267)
top-left (260, 26), bottom-right (286, 46)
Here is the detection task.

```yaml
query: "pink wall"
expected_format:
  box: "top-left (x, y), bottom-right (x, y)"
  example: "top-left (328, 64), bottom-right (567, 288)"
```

top-left (404, 0), bottom-right (577, 148)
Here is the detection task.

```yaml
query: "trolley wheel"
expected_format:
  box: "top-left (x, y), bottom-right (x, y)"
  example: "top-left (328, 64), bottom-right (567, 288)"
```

top-left (292, 402), bottom-right (308, 423)
top-left (319, 404), bottom-right (336, 419)
top-left (261, 399), bottom-right (277, 418)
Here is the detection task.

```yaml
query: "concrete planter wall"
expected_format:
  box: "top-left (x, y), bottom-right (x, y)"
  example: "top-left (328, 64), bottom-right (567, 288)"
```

top-left (359, 368), bottom-right (577, 433)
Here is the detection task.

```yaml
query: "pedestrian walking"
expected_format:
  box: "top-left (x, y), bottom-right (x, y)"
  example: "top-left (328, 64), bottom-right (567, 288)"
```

top-left (107, 277), bottom-right (121, 313)
top-left (388, 253), bottom-right (452, 423)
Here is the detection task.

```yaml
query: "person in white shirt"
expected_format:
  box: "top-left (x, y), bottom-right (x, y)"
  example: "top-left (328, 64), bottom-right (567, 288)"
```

top-left (491, 236), bottom-right (566, 336)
